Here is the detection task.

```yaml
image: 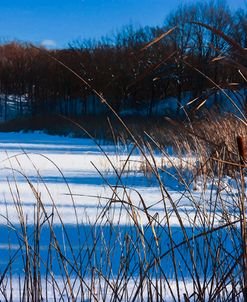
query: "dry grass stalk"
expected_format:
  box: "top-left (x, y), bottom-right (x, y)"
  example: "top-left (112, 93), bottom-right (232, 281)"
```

top-left (237, 136), bottom-right (247, 165)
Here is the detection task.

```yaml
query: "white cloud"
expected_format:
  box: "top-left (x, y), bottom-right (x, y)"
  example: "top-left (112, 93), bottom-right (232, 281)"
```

top-left (41, 39), bottom-right (57, 48)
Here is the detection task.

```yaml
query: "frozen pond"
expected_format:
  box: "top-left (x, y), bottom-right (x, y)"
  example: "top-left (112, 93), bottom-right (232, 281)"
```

top-left (0, 132), bottom-right (243, 301)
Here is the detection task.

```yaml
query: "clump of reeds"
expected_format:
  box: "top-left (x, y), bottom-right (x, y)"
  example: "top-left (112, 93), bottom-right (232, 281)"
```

top-left (0, 128), bottom-right (246, 301)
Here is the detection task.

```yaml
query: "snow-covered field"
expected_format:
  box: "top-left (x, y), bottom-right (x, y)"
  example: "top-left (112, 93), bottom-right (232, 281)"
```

top-left (0, 131), bottom-right (198, 226)
top-left (0, 131), bottom-right (238, 226)
top-left (0, 131), bottom-right (244, 301)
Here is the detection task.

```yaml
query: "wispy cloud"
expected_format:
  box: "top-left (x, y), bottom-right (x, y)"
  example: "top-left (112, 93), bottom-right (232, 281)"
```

top-left (41, 39), bottom-right (57, 48)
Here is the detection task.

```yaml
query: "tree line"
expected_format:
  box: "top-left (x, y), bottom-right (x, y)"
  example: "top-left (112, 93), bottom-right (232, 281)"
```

top-left (0, 0), bottom-right (246, 122)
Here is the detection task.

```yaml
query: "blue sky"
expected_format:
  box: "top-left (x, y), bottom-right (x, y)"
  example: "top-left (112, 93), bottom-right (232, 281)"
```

top-left (0, 0), bottom-right (245, 48)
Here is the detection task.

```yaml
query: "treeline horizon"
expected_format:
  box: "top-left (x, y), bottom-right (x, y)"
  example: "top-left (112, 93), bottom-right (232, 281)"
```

top-left (0, 0), bottom-right (246, 122)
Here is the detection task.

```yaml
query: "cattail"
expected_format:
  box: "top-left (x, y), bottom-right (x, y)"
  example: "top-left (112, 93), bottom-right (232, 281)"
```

top-left (237, 136), bottom-right (247, 165)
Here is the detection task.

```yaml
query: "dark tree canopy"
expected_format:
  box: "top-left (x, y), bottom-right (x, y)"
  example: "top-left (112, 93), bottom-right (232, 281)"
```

top-left (0, 0), bottom-right (246, 122)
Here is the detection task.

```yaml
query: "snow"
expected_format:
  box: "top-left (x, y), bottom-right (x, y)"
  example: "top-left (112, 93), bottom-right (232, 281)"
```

top-left (0, 131), bottom-right (201, 226)
top-left (0, 276), bottom-right (203, 301)
top-left (0, 131), bottom-right (244, 300)
top-left (0, 131), bottom-right (242, 229)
